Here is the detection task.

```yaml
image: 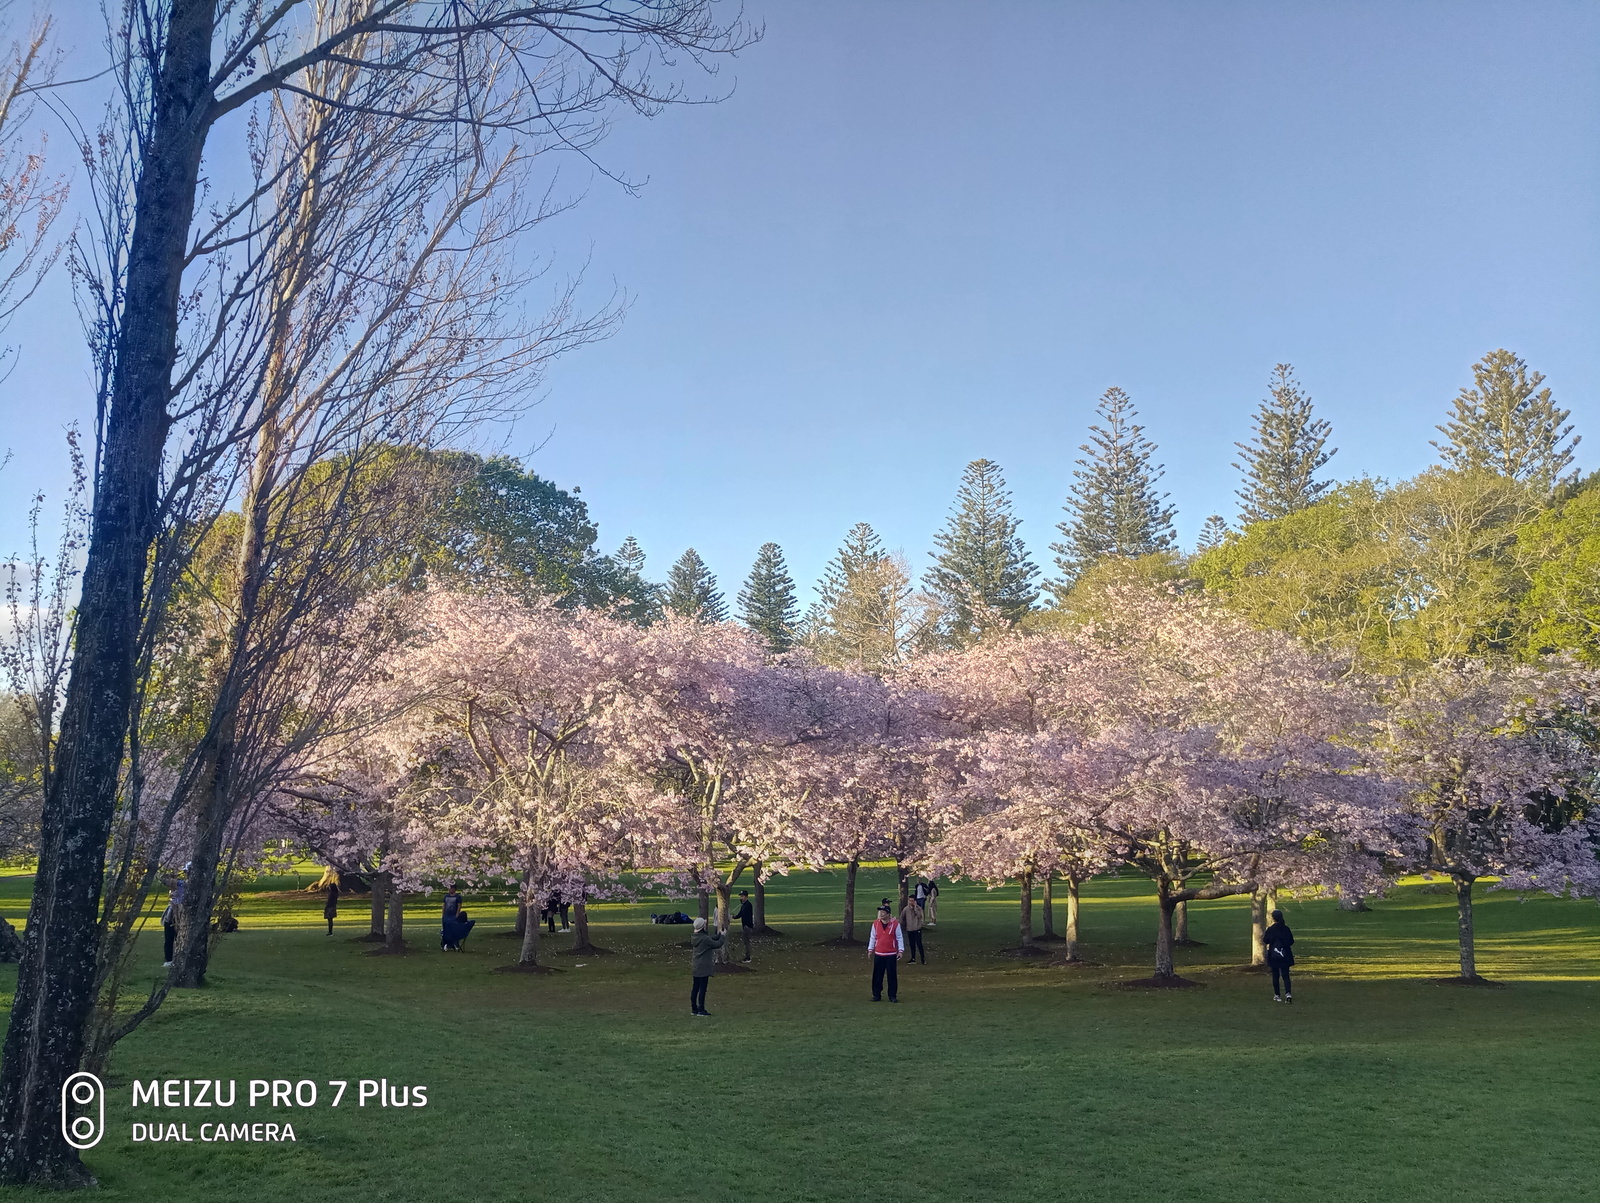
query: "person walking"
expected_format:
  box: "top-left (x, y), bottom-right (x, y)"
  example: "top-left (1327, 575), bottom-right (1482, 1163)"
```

top-left (1264, 909), bottom-right (1295, 1003)
top-left (900, 895), bottom-right (926, 964)
top-left (734, 889), bottom-right (754, 962)
top-left (690, 916), bottom-right (725, 1016)
top-left (441, 884), bottom-right (463, 950)
top-left (923, 879), bottom-right (939, 926)
top-left (323, 877), bottom-right (340, 936)
top-left (866, 904), bottom-right (904, 1002)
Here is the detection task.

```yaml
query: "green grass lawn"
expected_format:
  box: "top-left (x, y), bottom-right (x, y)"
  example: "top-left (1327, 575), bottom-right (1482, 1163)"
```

top-left (3, 866), bottom-right (1599, 1202)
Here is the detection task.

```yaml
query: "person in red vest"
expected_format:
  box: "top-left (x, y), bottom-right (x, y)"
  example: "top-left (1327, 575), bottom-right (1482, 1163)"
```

top-left (866, 904), bottom-right (904, 1002)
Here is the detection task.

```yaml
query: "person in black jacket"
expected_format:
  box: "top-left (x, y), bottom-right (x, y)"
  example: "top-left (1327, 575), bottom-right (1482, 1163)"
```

top-left (734, 889), bottom-right (754, 962)
top-left (1263, 909), bottom-right (1295, 1002)
top-left (323, 879), bottom-right (340, 935)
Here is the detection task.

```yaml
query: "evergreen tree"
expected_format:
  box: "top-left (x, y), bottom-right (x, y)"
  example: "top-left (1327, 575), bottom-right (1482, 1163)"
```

top-left (1195, 514), bottom-right (1230, 553)
top-left (925, 458), bottom-right (1039, 642)
top-left (810, 523), bottom-right (915, 673)
top-left (1051, 387), bottom-right (1176, 591)
top-left (1233, 364), bottom-right (1336, 524)
top-left (1433, 349), bottom-right (1578, 490)
top-left (601, 535), bottom-right (661, 625)
top-left (738, 542), bottom-right (800, 653)
top-left (663, 548), bottom-right (727, 622)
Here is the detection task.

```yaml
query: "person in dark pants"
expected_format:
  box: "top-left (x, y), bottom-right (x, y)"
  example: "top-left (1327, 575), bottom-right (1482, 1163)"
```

top-left (558, 896), bottom-right (571, 931)
top-left (734, 889), bottom-right (754, 962)
top-left (546, 890), bottom-right (561, 934)
top-left (900, 896), bottom-right (926, 963)
top-left (690, 917), bottom-right (725, 1016)
top-left (1264, 909), bottom-right (1295, 1002)
top-left (161, 870), bottom-right (188, 968)
top-left (441, 884), bottom-right (463, 950)
top-left (323, 878), bottom-right (340, 935)
top-left (866, 904), bottom-right (904, 1002)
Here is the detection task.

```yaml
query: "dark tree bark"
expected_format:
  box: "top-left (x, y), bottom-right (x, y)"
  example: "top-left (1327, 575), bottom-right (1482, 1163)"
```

top-left (1174, 899), bottom-right (1189, 943)
top-left (518, 900), bottom-right (541, 966)
top-left (697, 888), bottom-right (710, 921)
top-left (0, 0), bottom-right (217, 1183)
top-left (370, 872), bottom-right (387, 940)
top-left (1018, 870), bottom-right (1034, 949)
top-left (383, 887), bottom-right (405, 954)
top-left (1040, 874), bottom-right (1056, 938)
top-left (1456, 876), bottom-right (1478, 980)
top-left (842, 859), bottom-right (859, 942)
top-left (753, 866), bottom-right (770, 933)
top-left (896, 860), bottom-right (910, 912)
top-left (0, 918), bottom-right (20, 963)
top-left (1250, 886), bottom-right (1268, 966)
top-left (1154, 888), bottom-right (1178, 978)
top-left (1064, 876), bottom-right (1082, 960)
top-left (570, 899), bottom-right (595, 952)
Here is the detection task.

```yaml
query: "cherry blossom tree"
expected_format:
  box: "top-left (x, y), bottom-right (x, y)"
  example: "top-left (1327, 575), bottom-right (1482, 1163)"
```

top-left (1381, 658), bottom-right (1600, 981)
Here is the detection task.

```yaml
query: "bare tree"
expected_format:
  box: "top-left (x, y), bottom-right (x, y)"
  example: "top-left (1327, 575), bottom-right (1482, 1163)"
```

top-left (0, 0), bottom-right (749, 1184)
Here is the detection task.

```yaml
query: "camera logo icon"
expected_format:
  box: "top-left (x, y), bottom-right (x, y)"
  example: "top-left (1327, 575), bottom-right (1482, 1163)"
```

top-left (60, 1071), bottom-right (104, 1150)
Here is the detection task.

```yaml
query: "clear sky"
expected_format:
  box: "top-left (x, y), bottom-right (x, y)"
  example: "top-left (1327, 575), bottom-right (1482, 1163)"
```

top-left (4, 0), bottom-right (1597, 605)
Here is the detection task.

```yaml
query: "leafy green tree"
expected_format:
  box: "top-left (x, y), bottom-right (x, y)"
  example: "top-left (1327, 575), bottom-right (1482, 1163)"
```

top-left (1051, 387), bottom-right (1176, 592)
top-left (597, 535), bottom-right (661, 625)
top-left (809, 523), bottom-right (917, 673)
top-left (925, 459), bottom-right (1038, 643)
top-left (1433, 349), bottom-right (1578, 490)
top-left (1193, 471), bottom-right (1538, 669)
top-left (664, 548), bottom-right (728, 622)
top-left (1233, 364), bottom-right (1336, 524)
top-left (1519, 478), bottom-right (1600, 659)
top-left (738, 542), bottom-right (799, 652)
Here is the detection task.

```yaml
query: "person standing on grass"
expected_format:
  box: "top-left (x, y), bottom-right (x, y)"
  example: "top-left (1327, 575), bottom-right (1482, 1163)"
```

top-left (867, 904), bottom-right (904, 1002)
top-left (735, 889), bottom-right (754, 962)
top-left (690, 916), bottom-right (725, 1016)
top-left (1264, 909), bottom-right (1295, 1003)
top-left (441, 884), bottom-right (463, 951)
top-left (923, 879), bottom-right (939, 926)
top-left (900, 895), bottom-right (926, 964)
top-left (323, 877), bottom-right (340, 936)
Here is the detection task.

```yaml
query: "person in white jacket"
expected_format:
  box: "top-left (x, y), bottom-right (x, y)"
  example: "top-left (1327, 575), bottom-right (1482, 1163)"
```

top-left (866, 904), bottom-right (904, 1002)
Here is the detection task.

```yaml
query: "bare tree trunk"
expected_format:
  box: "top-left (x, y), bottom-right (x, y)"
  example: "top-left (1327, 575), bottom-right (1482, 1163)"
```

top-left (753, 867), bottom-right (770, 933)
top-left (0, 918), bottom-right (20, 963)
top-left (1019, 870), bottom-right (1035, 949)
top-left (842, 859), bottom-right (859, 942)
top-left (368, 871), bottom-right (388, 940)
top-left (384, 886), bottom-right (405, 954)
top-left (518, 900), bottom-right (542, 967)
top-left (1154, 883), bottom-right (1178, 979)
top-left (1065, 877), bottom-right (1081, 961)
top-left (697, 888), bottom-right (710, 922)
top-left (1250, 886), bottom-right (1268, 966)
top-left (0, 5), bottom-right (216, 1180)
top-left (571, 899), bottom-right (595, 953)
top-left (1174, 899), bottom-right (1190, 943)
top-left (896, 860), bottom-right (910, 912)
top-left (714, 882), bottom-right (731, 964)
top-left (1456, 876), bottom-right (1477, 980)
top-left (1040, 874), bottom-right (1057, 938)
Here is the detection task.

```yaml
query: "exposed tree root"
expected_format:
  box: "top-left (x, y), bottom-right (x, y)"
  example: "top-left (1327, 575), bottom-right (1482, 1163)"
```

top-left (1113, 974), bottom-right (1204, 989)
top-left (493, 962), bottom-right (560, 974)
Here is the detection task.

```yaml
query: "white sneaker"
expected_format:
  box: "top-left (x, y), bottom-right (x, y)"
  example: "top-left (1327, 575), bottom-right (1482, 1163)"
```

top-left (1273, 995), bottom-right (1281, 1002)
top-left (163, 961), bottom-right (173, 968)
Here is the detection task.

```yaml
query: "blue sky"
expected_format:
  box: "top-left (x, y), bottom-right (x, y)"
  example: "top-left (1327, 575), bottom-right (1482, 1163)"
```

top-left (4, 0), bottom-right (1597, 603)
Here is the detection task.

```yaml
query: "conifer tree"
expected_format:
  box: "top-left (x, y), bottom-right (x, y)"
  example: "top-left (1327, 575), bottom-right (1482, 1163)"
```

top-left (606, 535), bottom-right (660, 625)
top-left (810, 523), bottom-right (915, 673)
top-left (738, 542), bottom-right (800, 653)
top-left (925, 459), bottom-right (1038, 642)
top-left (1051, 387), bottom-right (1176, 591)
top-left (663, 548), bottom-right (727, 622)
top-left (1233, 364), bottom-right (1336, 524)
top-left (1433, 349), bottom-right (1578, 490)
top-left (1195, 514), bottom-right (1230, 553)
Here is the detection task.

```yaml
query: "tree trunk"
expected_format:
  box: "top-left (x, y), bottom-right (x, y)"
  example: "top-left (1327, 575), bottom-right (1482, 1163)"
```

top-left (753, 868), bottom-right (769, 932)
top-left (1064, 877), bottom-right (1081, 961)
top-left (1456, 876), bottom-right (1477, 980)
top-left (1250, 886), bottom-right (1268, 966)
top-left (842, 859), bottom-right (859, 941)
top-left (383, 886), bottom-right (405, 953)
top-left (518, 899), bottom-right (542, 966)
top-left (370, 871), bottom-right (388, 939)
top-left (1174, 899), bottom-right (1189, 943)
top-left (697, 888), bottom-right (710, 922)
top-left (1041, 874), bottom-right (1056, 938)
top-left (513, 894), bottom-right (526, 937)
top-left (1154, 884), bottom-right (1178, 978)
top-left (0, 918), bottom-right (20, 963)
top-left (896, 860), bottom-right (910, 912)
top-left (714, 882), bottom-right (731, 963)
top-left (0, 4), bottom-right (218, 1182)
top-left (571, 898), bottom-right (593, 952)
top-left (1019, 870), bottom-right (1034, 948)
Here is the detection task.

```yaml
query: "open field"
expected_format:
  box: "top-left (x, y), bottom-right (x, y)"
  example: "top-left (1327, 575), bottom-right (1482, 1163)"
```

top-left (4, 866), bottom-right (1599, 1202)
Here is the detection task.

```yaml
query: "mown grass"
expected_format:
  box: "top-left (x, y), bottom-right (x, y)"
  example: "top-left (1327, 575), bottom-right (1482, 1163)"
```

top-left (2, 865), bottom-right (1598, 1202)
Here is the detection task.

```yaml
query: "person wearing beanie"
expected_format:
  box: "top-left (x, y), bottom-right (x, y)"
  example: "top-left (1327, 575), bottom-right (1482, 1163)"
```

top-left (866, 904), bottom-right (904, 1002)
top-left (689, 915), bottom-right (725, 1016)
